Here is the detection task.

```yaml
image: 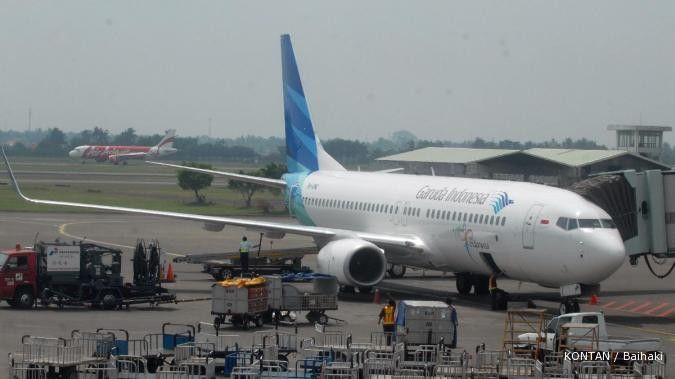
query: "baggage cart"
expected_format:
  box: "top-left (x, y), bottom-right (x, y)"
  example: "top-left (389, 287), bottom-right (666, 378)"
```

top-left (211, 277), bottom-right (269, 329)
top-left (276, 279), bottom-right (339, 325)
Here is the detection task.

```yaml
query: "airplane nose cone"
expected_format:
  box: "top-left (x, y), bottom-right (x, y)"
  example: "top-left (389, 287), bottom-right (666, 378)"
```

top-left (588, 232), bottom-right (625, 281)
top-left (68, 150), bottom-right (79, 158)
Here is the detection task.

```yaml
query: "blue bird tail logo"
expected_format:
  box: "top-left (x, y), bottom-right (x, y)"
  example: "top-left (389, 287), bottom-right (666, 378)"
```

top-left (490, 192), bottom-right (514, 214)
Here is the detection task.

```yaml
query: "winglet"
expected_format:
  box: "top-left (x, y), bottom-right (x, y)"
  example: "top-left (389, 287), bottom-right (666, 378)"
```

top-left (1, 147), bottom-right (28, 201)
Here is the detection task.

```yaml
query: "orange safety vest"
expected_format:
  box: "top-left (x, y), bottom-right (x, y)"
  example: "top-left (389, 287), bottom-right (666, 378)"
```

top-left (382, 305), bottom-right (396, 325)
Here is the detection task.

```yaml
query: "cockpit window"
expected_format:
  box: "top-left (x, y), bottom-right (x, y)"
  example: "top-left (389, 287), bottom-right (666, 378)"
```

top-left (567, 218), bottom-right (578, 230)
top-left (600, 219), bottom-right (616, 228)
top-left (556, 217), bottom-right (568, 230)
top-left (556, 217), bottom-right (578, 231)
top-left (578, 219), bottom-right (602, 228)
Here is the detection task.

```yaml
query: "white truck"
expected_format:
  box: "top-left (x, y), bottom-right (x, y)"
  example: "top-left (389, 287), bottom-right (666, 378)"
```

top-left (518, 312), bottom-right (661, 352)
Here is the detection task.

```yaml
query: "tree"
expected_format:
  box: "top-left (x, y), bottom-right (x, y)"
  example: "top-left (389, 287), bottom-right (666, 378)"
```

top-left (229, 171), bottom-right (264, 208)
top-left (323, 139), bottom-right (369, 164)
top-left (259, 162), bottom-right (287, 195)
top-left (114, 128), bottom-right (137, 145)
top-left (36, 128), bottom-right (68, 156)
top-left (228, 162), bottom-right (287, 208)
top-left (177, 162), bottom-right (214, 204)
top-left (91, 127), bottom-right (110, 145)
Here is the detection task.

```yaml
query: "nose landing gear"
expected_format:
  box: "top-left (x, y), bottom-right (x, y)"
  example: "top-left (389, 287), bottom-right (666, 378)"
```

top-left (559, 298), bottom-right (581, 314)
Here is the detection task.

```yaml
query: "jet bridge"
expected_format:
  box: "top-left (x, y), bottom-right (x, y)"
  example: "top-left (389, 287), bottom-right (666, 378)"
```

top-left (570, 170), bottom-right (675, 278)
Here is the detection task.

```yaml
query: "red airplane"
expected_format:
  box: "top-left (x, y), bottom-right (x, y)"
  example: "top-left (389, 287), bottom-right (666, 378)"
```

top-left (68, 130), bottom-right (177, 164)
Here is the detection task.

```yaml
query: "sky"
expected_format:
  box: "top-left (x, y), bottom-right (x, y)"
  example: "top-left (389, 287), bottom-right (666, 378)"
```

top-left (0, 1), bottom-right (674, 146)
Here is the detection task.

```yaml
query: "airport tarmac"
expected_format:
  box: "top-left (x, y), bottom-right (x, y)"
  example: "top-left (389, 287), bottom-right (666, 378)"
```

top-left (0, 212), bottom-right (673, 371)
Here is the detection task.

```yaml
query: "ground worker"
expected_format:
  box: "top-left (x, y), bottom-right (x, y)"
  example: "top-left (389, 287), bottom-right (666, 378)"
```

top-left (378, 299), bottom-right (397, 345)
top-left (489, 274), bottom-right (508, 310)
top-left (239, 236), bottom-right (252, 275)
top-left (445, 297), bottom-right (458, 348)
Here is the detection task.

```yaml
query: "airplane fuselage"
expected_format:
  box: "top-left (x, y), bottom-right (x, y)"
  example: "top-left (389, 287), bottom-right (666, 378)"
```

top-left (69, 145), bottom-right (176, 161)
top-left (286, 170), bottom-right (625, 288)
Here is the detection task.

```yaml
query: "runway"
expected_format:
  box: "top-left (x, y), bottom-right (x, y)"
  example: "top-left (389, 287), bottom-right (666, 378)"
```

top-left (0, 212), bottom-right (673, 370)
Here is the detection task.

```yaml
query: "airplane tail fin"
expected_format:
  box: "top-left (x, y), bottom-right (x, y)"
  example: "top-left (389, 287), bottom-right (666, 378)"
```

top-left (281, 34), bottom-right (345, 173)
top-left (155, 129), bottom-right (176, 149)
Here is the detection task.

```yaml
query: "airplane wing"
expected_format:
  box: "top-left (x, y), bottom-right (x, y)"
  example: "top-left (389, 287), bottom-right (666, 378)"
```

top-left (146, 161), bottom-right (286, 188)
top-left (376, 168), bottom-right (405, 173)
top-left (2, 149), bottom-right (424, 251)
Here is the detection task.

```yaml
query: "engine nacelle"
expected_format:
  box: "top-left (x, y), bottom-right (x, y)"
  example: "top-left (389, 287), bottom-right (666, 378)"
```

top-left (317, 238), bottom-right (387, 288)
top-left (202, 222), bottom-right (225, 232)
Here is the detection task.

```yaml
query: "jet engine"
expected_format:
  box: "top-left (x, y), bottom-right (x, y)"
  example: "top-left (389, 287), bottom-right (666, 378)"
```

top-left (202, 222), bottom-right (225, 232)
top-left (317, 238), bottom-right (387, 288)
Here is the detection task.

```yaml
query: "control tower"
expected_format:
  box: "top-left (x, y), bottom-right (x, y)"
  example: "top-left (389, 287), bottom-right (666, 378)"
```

top-left (608, 124), bottom-right (672, 161)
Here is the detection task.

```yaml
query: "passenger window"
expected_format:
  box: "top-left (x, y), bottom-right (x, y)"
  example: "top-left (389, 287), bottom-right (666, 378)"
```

top-left (463, 213), bottom-right (467, 222)
top-left (479, 215), bottom-right (484, 224)
top-left (490, 215), bottom-right (494, 225)
top-left (395, 206), bottom-right (399, 213)
top-left (469, 214), bottom-right (473, 223)
top-left (452, 211), bottom-right (457, 221)
top-left (501, 217), bottom-right (506, 226)
top-left (485, 215), bottom-right (489, 224)
top-left (581, 315), bottom-right (598, 324)
top-left (426, 209), bottom-right (430, 218)
top-left (431, 210), bottom-right (436, 218)
top-left (556, 217), bottom-right (568, 230)
top-left (495, 216), bottom-right (500, 225)
top-left (441, 210), bottom-right (446, 219)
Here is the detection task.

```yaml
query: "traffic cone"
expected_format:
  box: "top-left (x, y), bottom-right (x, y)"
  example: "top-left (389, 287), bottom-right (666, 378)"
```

top-left (589, 294), bottom-right (598, 305)
top-left (373, 289), bottom-right (381, 304)
top-left (165, 263), bottom-right (175, 283)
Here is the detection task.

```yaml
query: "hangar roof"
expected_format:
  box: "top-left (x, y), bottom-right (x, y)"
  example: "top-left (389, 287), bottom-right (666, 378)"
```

top-left (376, 147), bottom-right (517, 164)
top-left (378, 147), bottom-right (672, 169)
top-left (522, 148), bottom-right (626, 167)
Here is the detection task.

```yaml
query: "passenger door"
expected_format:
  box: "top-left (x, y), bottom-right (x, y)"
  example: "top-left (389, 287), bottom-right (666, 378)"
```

top-left (522, 204), bottom-right (544, 249)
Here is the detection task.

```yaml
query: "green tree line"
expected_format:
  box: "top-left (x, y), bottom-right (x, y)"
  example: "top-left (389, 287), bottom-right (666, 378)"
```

top-left (3, 127), bottom-right (674, 165)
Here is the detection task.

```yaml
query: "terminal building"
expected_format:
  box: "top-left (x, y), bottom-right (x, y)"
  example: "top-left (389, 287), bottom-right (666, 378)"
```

top-left (377, 126), bottom-right (672, 187)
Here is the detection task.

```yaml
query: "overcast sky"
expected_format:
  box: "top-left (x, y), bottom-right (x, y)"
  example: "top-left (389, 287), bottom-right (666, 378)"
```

top-left (0, 1), bottom-right (674, 146)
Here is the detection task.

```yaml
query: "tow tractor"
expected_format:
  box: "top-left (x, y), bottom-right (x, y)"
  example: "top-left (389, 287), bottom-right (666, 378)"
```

top-left (0, 239), bottom-right (175, 309)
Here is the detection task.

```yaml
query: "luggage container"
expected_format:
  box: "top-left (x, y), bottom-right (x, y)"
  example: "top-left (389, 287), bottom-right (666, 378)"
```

top-left (395, 300), bottom-right (454, 346)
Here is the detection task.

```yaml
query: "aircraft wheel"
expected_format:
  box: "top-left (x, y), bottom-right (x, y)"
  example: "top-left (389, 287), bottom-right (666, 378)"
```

top-left (456, 274), bottom-right (473, 295)
top-left (358, 286), bottom-right (373, 294)
top-left (473, 275), bottom-right (490, 295)
top-left (387, 265), bottom-right (407, 278)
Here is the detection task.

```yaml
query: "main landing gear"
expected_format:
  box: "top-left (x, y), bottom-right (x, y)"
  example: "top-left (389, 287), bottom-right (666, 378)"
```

top-left (455, 273), bottom-right (491, 296)
top-left (456, 273), bottom-right (507, 310)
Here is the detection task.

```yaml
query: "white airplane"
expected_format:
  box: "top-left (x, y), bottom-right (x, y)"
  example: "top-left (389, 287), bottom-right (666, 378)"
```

top-left (2, 34), bottom-right (625, 313)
